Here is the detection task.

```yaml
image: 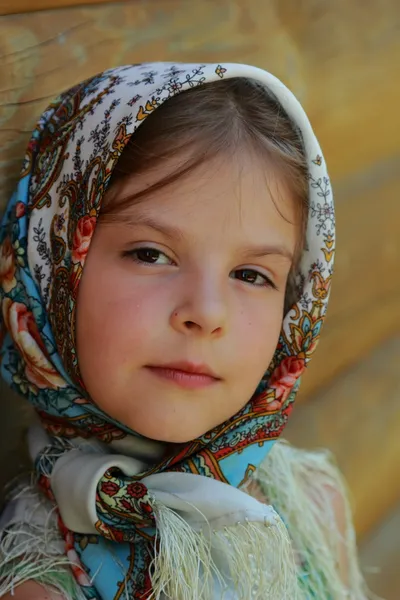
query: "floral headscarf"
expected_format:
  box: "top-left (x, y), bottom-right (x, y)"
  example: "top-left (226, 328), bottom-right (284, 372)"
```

top-left (0, 63), bottom-right (334, 599)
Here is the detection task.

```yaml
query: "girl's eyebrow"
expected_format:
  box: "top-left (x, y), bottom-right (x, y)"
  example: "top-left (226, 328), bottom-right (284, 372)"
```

top-left (241, 244), bottom-right (294, 262)
top-left (114, 212), bottom-right (293, 261)
top-left (116, 212), bottom-right (185, 241)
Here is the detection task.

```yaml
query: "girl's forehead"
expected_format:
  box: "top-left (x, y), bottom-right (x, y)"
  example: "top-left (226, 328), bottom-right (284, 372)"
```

top-left (103, 150), bottom-right (298, 232)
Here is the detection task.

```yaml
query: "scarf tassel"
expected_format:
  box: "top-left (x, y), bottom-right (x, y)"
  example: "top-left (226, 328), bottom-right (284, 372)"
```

top-left (150, 500), bottom-right (301, 600)
top-left (0, 519), bottom-right (85, 599)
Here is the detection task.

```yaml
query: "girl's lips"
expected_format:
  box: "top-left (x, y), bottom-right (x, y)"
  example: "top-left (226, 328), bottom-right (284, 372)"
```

top-left (145, 363), bottom-right (220, 390)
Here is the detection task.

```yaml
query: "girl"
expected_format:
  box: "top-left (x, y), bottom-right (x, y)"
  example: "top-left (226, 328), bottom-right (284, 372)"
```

top-left (0, 62), bottom-right (375, 599)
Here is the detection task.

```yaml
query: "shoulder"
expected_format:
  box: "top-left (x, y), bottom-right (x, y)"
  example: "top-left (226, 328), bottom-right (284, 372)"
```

top-left (1, 581), bottom-right (67, 599)
top-left (256, 439), bottom-right (351, 536)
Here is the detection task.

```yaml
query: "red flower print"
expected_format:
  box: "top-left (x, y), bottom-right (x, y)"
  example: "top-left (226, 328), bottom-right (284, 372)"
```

top-left (15, 202), bottom-right (26, 218)
top-left (71, 215), bottom-right (96, 264)
top-left (126, 482), bottom-right (147, 499)
top-left (109, 528), bottom-right (126, 543)
top-left (269, 356), bottom-right (305, 404)
top-left (251, 390), bottom-right (278, 413)
top-left (0, 236), bottom-right (17, 293)
top-left (100, 480), bottom-right (120, 497)
top-left (141, 502), bottom-right (154, 515)
top-left (2, 298), bottom-right (66, 390)
top-left (120, 498), bottom-right (134, 512)
top-left (69, 262), bottom-right (82, 298)
top-left (38, 474), bottom-right (55, 502)
top-left (251, 356), bottom-right (305, 413)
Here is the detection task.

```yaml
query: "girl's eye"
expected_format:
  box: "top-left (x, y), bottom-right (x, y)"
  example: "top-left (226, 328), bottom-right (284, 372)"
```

top-left (125, 247), bottom-right (173, 265)
top-left (232, 268), bottom-right (276, 289)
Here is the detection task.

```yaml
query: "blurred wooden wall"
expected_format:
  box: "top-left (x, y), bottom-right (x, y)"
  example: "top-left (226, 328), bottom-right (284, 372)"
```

top-left (0, 1), bottom-right (399, 597)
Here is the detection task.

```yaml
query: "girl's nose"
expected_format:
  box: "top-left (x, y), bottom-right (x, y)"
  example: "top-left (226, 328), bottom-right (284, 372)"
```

top-left (169, 276), bottom-right (228, 337)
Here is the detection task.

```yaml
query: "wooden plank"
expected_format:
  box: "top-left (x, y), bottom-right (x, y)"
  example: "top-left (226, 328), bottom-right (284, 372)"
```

top-left (299, 173), bottom-right (400, 399)
top-left (360, 502), bottom-right (400, 600)
top-left (0, 381), bottom-right (32, 509)
top-left (286, 335), bottom-right (400, 540)
top-left (0, 0), bottom-right (118, 16)
top-left (1, 0), bottom-right (399, 202)
top-left (0, 0), bottom-right (399, 397)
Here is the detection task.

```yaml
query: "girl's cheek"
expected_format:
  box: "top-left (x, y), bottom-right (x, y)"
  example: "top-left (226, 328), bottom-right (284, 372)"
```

top-left (241, 303), bottom-right (281, 352)
top-left (111, 290), bottom-right (167, 338)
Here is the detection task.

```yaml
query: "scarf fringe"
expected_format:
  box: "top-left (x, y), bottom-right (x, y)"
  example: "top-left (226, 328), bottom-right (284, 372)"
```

top-left (0, 484), bottom-right (85, 600)
top-left (0, 442), bottom-right (385, 599)
top-left (150, 499), bottom-right (301, 600)
top-left (256, 439), bottom-right (384, 600)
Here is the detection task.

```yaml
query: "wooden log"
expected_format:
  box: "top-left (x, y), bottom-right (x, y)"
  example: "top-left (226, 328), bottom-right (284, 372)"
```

top-left (0, 381), bottom-right (32, 508)
top-left (0, 0), bottom-right (117, 16)
top-left (299, 173), bottom-right (400, 399)
top-left (1, 0), bottom-right (399, 205)
top-left (360, 502), bottom-right (400, 600)
top-left (286, 335), bottom-right (400, 540)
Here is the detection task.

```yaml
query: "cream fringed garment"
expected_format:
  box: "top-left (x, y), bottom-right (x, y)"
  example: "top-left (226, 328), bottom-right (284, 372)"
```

top-left (0, 438), bottom-right (379, 599)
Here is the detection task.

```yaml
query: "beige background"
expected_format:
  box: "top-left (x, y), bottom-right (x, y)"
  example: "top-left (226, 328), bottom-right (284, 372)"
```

top-left (0, 1), bottom-right (399, 597)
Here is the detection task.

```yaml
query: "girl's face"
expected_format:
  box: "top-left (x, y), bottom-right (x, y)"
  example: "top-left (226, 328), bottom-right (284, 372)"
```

top-left (76, 152), bottom-right (297, 442)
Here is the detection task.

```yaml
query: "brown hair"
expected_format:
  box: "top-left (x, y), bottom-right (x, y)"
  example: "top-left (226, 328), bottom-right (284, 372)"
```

top-left (102, 78), bottom-right (309, 310)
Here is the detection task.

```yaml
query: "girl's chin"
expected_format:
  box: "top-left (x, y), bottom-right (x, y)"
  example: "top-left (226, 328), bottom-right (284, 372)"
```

top-left (130, 419), bottom-right (215, 445)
